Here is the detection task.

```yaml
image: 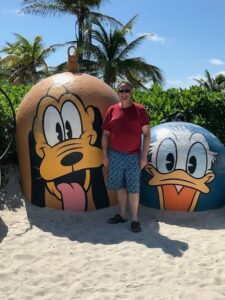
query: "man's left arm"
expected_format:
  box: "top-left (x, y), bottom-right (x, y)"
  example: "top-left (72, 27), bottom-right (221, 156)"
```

top-left (140, 124), bottom-right (150, 169)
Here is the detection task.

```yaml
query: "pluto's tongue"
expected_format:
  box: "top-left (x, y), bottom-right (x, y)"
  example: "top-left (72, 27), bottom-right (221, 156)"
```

top-left (57, 183), bottom-right (86, 211)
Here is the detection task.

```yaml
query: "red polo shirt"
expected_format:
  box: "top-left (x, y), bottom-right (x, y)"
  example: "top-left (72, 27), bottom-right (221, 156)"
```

top-left (102, 102), bottom-right (150, 154)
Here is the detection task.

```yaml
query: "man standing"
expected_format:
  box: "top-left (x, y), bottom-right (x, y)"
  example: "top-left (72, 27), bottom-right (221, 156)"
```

top-left (102, 81), bottom-right (150, 232)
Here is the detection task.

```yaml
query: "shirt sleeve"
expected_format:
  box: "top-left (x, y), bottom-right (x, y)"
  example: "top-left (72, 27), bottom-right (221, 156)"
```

top-left (102, 107), bottom-right (112, 132)
top-left (140, 107), bottom-right (150, 127)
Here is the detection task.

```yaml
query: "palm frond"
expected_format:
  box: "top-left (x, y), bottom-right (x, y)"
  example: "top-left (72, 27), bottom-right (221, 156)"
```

top-left (122, 14), bottom-right (139, 35)
top-left (90, 11), bottom-right (124, 27)
top-left (117, 35), bottom-right (148, 60)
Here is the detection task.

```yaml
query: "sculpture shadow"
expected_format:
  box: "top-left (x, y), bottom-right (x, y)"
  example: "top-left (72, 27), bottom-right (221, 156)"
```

top-left (24, 201), bottom-right (189, 257)
top-left (0, 164), bottom-right (24, 211)
top-left (2, 162), bottom-right (225, 258)
top-left (0, 216), bottom-right (8, 243)
top-left (5, 163), bottom-right (225, 257)
top-left (148, 205), bottom-right (225, 231)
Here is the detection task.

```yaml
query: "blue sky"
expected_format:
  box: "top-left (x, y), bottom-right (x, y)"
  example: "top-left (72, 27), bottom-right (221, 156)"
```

top-left (0, 0), bottom-right (224, 89)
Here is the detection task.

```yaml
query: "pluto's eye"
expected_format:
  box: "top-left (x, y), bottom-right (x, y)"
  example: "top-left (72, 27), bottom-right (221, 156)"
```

top-left (56, 122), bottom-right (64, 142)
top-left (44, 106), bottom-right (64, 146)
top-left (61, 101), bottom-right (82, 139)
top-left (65, 121), bottom-right (72, 139)
top-left (156, 138), bottom-right (177, 173)
top-left (186, 143), bottom-right (207, 178)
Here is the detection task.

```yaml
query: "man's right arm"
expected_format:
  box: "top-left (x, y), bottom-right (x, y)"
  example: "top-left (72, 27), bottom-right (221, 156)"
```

top-left (101, 130), bottom-right (110, 167)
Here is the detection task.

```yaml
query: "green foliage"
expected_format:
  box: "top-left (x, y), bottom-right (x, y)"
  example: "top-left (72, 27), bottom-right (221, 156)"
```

top-left (0, 81), bottom-right (31, 163)
top-left (134, 85), bottom-right (225, 145)
top-left (195, 70), bottom-right (225, 92)
top-left (0, 81), bottom-right (225, 164)
top-left (0, 33), bottom-right (61, 84)
top-left (81, 16), bottom-right (163, 88)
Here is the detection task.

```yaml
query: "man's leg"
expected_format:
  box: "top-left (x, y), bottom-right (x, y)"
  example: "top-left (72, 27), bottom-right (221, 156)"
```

top-left (128, 192), bottom-right (139, 222)
top-left (117, 188), bottom-right (128, 219)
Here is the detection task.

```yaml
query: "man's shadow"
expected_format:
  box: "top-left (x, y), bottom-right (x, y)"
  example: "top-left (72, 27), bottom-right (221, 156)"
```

top-left (24, 201), bottom-right (189, 257)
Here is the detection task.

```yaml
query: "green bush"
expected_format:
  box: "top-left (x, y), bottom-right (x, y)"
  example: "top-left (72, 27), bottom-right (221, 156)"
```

top-left (0, 81), bottom-right (31, 163)
top-left (0, 81), bottom-right (225, 164)
top-left (134, 85), bottom-right (225, 144)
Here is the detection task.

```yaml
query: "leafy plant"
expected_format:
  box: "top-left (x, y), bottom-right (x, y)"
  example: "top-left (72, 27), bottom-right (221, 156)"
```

top-left (81, 16), bottom-right (163, 88)
top-left (134, 85), bottom-right (225, 144)
top-left (0, 81), bottom-right (31, 163)
top-left (1, 81), bottom-right (225, 164)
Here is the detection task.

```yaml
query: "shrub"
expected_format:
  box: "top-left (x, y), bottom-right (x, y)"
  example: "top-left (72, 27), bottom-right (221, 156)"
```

top-left (0, 81), bottom-right (31, 163)
top-left (0, 81), bottom-right (225, 164)
top-left (134, 85), bottom-right (225, 144)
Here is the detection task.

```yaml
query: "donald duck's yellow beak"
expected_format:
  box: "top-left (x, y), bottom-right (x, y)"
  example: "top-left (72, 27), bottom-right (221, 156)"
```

top-left (145, 164), bottom-right (215, 211)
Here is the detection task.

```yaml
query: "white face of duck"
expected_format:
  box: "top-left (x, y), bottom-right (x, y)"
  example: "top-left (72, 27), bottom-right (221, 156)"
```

top-left (146, 126), bottom-right (217, 211)
top-left (149, 127), bottom-right (217, 176)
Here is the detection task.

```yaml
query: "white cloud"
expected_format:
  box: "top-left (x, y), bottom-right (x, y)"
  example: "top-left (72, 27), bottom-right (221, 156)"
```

top-left (208, 58), bottom-right (224, 66)
top-left (16, 9), bottom-right (25, 16)
top-left (0, 8), bottom-right (25, 17)
top-left (150, 34), bottom-right (166, 44)
top-left (166, 74), bottom-right (202, 89)
top-left (0, 9), bottom-right (21, 16)
top-left (166, 71), bottom-right (225, 89)
top-left (188, 74), bottom-right (203, 81)
top-left (166, 79), bottom-right (183, 87)
top-left (216, 70), bottom-right (225, 76)
top-left (189, 71), bottom-right (225, 81)
top-left (140, 32), bottom-right (166, 44)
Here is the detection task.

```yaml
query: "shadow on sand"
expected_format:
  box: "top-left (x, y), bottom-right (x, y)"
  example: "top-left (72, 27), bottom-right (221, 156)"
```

top-left (0, 217), bottom-right (8, 243)
top-left (24, 200), bottom-right (191, 257)
top-left (3, 165), bottom-right (225, 257)
top-left (0, 164), bottom-right (24, 211)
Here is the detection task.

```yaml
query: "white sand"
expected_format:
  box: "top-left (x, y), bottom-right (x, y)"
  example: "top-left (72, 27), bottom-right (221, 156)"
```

top-left (1, 165), bottom-right (225, 300)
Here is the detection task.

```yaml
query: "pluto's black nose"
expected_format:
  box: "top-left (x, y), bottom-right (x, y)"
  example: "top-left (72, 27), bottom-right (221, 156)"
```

top-left (61, 152), bottom-right (83, 166)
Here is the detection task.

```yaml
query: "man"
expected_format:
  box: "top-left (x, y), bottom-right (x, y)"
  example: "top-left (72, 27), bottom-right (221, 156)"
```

top-left (102, 81), bottom-right (150, 232)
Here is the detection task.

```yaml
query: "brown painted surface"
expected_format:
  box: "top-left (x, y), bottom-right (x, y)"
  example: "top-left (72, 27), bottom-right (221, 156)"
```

top-left (16, 72), bottom-right (118, 211)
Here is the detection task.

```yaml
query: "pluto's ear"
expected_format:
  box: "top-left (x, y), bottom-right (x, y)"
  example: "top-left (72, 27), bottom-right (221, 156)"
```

top-left (87, 106), bottom-right (95, 124)
top-left (87, 106), bottom-right (103, 148)
top-left (28, 131), bottom-right (46, 207)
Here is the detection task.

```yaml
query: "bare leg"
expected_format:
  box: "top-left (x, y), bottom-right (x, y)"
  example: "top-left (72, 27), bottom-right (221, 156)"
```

top-left (128, 193), bottom-right (139, 222)
top-left (116, 188), bottom-right (128, 219)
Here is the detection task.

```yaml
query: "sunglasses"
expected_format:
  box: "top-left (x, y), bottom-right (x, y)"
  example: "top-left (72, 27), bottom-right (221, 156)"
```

top-left (118, 89), bottom-right (131, 93)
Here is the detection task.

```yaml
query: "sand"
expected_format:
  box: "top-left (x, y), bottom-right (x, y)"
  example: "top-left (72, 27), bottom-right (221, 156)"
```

top-left (1, 165), bottom-right (225, 300)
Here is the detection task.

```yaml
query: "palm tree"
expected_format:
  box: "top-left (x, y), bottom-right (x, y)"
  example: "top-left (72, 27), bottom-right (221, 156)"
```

top-left (80, 16), bottom-right (163, 88)
top-left (195, 70), bottom-right (225, 92)
top-left (0, 57), bottom-right (11, 81)
top-left (20, 0), bottom-right (123, 62)
top-left (0, 33), bottom-right (61, 83)
top-left (214, 73), bottom-right (225, 91)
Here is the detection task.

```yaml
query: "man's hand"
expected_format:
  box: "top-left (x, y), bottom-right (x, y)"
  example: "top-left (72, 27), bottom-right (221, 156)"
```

top-left (140, 157), bottom-right (148, 169)
top-left (101, 130), bottom-right (110, 167)
top-left (102, 153), bottom-right (109, 167)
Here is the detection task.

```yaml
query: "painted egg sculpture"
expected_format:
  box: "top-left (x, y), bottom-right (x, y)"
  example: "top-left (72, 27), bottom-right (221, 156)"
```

top-left (16, 72), bottom-right (118, 211)
top-left (140, 122), bottom-right (225, 211)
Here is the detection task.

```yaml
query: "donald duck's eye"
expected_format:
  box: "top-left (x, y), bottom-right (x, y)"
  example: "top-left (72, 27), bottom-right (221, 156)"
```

top-left (166, 153), bottom-right (175, 171)
top-left (44, 106), bottom-right (65, 146)
top-left (156, 138), bottom-right (177, 173)
top-left (61, 101), bottom-right (82, 139)
top-left (186, 142), bottom-right (207, 178)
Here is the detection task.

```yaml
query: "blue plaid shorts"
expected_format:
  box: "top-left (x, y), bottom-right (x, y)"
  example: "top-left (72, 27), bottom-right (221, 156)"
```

top-left (107, 149), bottom-right (141, 193)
